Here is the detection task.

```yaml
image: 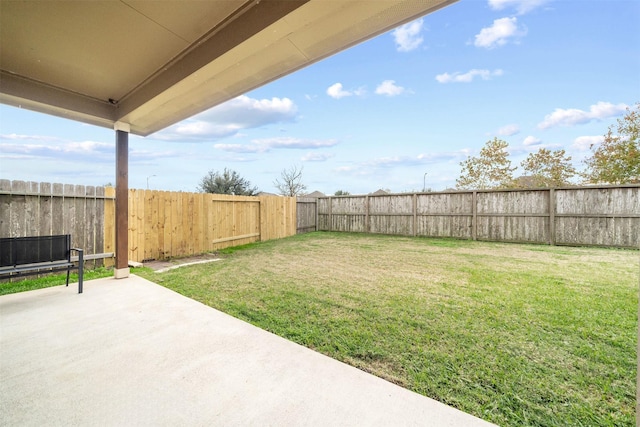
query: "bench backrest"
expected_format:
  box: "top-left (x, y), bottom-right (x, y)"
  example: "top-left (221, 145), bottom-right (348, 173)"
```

top-left (0, 235), bottom-right (71, 267)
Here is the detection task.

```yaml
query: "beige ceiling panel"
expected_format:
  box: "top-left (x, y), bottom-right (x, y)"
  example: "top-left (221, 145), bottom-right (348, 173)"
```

top-left (0, 1), bottom-right (188, 102)
top-left (123, 0), bottom-right (246, 43)
top-left (281, 0), bottom-right (350, 31)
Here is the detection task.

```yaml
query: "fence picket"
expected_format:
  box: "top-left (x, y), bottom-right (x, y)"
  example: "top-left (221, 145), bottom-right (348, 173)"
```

top-left (311, 186), bottom-right (640, 249)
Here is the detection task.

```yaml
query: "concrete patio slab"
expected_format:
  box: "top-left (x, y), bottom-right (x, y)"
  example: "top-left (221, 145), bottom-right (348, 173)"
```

top-left (0, 275), bottom-right (495, 426)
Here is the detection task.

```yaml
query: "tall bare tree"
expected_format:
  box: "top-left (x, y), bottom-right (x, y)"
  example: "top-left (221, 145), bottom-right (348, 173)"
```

top-left (456, 138), bottom-right (516, 190)
top-left (518, 148), bottom-right (577, 188)
top-left (583, 103), bottom-right (639, 184)
top-left (274, 165), bottom-right (307, 196)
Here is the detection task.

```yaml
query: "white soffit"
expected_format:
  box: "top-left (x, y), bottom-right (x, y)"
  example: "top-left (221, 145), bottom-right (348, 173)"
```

top-left (0, 0), bottom-right (456, 136)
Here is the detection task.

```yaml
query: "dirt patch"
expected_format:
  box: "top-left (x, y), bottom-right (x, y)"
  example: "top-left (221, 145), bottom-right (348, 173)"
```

top-left (143, 253), bottom-right (221, 272)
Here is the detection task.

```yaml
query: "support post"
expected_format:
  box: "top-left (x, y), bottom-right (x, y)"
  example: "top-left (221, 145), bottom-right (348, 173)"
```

top-left (115, 123), bottom-right (130, 279)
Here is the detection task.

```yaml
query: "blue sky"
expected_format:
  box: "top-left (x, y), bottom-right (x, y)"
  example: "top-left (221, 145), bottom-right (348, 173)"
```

top-left (1, 0), bottom-right (639, 195)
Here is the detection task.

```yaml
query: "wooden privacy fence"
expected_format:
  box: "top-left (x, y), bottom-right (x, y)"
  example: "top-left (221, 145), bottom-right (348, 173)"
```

top-left (0, 180), bottom-right (115, 267)
top-left (315, 185), bottom-right (640, 249)
top-left (128, 190), bottom-right (296, 262)
top-left (1, 180), bottom-right (297, 265)
top-left (296, 197), bottom-right (318, 234)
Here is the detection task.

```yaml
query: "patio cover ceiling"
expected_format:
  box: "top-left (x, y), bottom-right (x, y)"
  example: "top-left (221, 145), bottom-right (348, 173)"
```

top-left (0, 0), bottom-right (456, 137)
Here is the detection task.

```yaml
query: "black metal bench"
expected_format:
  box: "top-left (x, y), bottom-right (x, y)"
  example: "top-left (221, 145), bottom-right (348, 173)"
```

top-left (0, 235), bottom-right (84, 293)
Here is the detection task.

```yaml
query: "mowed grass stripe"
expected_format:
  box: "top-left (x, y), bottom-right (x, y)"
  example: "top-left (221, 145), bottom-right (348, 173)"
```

top-left (139, 232), bottom-right (637, 427)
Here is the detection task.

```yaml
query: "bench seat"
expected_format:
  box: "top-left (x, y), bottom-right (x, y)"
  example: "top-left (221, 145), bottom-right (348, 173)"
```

top-left (0, 235), bottom-right (84, 293)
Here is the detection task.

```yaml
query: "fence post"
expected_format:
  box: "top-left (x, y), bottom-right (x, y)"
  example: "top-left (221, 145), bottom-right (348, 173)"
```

top-left (365, 195), bottom-right (370, 233)
top-left (328, 197), bottom-right (333, 232)
top-left (472, 191), bottom-right (477, 241)
top-left (412, 193), bottom-right (417, 237)
top-left (259, 198), bottom-right (263, 241)
top-left (549, 188), bottom-right (555, 246)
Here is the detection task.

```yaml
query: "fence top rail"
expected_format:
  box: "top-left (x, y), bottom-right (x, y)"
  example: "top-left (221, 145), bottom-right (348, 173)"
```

top-left (315, 183), bottom-right (640, 200)
top-left (0, 189), bottom-right (115, 199)
top-left (127, 189), bottom-right (294, 203)
top-left (0, 180), bottom-right (112, 199)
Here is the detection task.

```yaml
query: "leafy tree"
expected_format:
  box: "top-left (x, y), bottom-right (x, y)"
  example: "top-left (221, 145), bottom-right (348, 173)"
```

top-left (456, 137), bottom-right (516, 189)
top-left (518, 148), bottom-right (577, 188)
top-left (334, 190), bottom-right (351, 196)
top-left (583, 103), bottom-right (639, 184)
top-left (274, 165), bottom-right (307, 197)
top-left (197, 168), bottom-right (258, 195)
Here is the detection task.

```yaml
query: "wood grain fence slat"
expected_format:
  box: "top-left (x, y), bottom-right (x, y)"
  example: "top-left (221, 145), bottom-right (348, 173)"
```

top-left (296, 197), bottom-right (317, 233)
top-left (313, 186), bottom-right (639, 249)
top-left (107, 191), bottom-right (296, 262)
top-left (0, 180), bottom-right (11, 237)
top-left (0, 180), bottom-right (112, 265)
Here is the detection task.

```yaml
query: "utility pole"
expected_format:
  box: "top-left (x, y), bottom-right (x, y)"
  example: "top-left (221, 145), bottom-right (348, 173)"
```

top-left (147, 174), bottom-right (156, 190)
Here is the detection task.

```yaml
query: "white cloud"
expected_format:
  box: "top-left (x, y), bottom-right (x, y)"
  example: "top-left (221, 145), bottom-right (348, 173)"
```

top-left (353, 88), bottom-right (367, 97)
top-left (255, 137), bottom-right (337, 150)
top-left (488, 0), bottom-right (550, 15)
top-left (208, 95), bottom-right (296, 124)
top-left (572, 135), bottom-right (604, 151)
top-left (326, 83), bottom-right (365, 99)
top-left (537, 102), bottom-right (628, 129)
top-left (335, 151), bottom-right (469, 177)
top-left (392, 18), bottom-right (424, 52)
top-left (522, 135), bottom-right (542, 146)
top-left (0, 137), bottom-right (114, 162)
top-left (327, 82), bottom-right (352, 99)
top-left (215, 137), bottom-right (338, 154)
top-left (1, 133), bottom-right (66, 143)
top-left (435, 69), bottom-right (503, 83)
top-left (211, 143), bottom-right (260, 154)
top-left (129, 149), bottom-right (181, 163)
top-left (335, 165), bottom-right (358, 173)
top-left (155, 95), bottom-right (297, 140)
top-left (497, 124), bottom-right (520, 136)
top-left (301, 152), bottom-right (334, 162)
top-left (165, 122), bottom-right (241, 139)
top-left (375, 80), bottom-right (406, 96)
top-left (0, 134), bottom-right (181, 166)
top-left (474, 17), bottom-right (527, 49)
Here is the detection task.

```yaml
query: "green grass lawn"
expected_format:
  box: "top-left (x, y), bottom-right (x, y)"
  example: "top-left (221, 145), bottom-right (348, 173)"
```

top-left (137, 232), bottom-right (637, 427)
top-left (0, 266), bottom-right (113, 296)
